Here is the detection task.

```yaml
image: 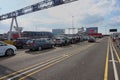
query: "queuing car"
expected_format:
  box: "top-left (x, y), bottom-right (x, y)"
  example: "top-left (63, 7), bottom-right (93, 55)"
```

top-left (14, 38), bottom-right (30, 49)
top-left (54, 37), bottom-right (65, 46)
top-left (26, 38), bottom-right (55, 51)
top-left (54, 36), bottom-right (70, 46)
top-left (83, 36), bottom-right (89, 41)
top-left (65, 36), bottom-right (73, 44)
top-left (88, 36), bottom-right (96, 42)
top-left (0, 41), bottom-right (17, 56)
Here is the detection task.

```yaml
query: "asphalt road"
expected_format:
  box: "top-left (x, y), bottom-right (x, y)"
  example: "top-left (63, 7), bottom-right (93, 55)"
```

top-left (0, 37), bottom-right (120, 80)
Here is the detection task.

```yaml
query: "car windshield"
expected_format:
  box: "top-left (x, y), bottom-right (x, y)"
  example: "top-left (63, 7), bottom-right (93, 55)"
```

top-left (26, 40), bottom-right (33, 44)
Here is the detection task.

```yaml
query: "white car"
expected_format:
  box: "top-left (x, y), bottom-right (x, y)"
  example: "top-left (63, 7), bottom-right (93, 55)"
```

top-left (0, 41), bottom-right (17, 56)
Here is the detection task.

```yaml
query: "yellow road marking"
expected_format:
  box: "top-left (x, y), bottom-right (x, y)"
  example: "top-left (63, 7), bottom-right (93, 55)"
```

top-left (19, 52), bottom-right (76, 80)
top-left (104, 38), bottom-right (110, 80)
top-left (19, 40), bottom-right (103, 80)
top-left (111, 41), bottom-right (120, 63)
top-left (0, 46), bottom-right (81, 79)
top-left (0, 56), bottom-right (62, 79)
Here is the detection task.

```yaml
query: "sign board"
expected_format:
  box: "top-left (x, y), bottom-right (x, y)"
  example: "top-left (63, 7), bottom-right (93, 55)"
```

top-left (109, 29), bottom-right (117, 32)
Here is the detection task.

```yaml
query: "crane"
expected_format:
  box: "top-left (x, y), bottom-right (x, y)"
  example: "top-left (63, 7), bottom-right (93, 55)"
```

top-left (0, 0), bottom-right (78, 40)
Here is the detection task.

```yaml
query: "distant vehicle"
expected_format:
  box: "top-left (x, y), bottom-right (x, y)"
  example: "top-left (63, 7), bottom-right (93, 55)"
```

top-left (111, 33), bottom-right (120, 42)
top-left (26, 38), bottom-right (55, 51)
top-left (53, 0), bottom-right (64, 6)
top-left (54, 36), bottom-right (71, 46)
top-left (64, 34), bottom-right (82, 43)
top-left (0, 41), bottom-right (17, 56)
top-left (83, 36), bottom-right (89, 41)
top-left (65, 36), bottom-right (74, 44)
top-left (14, 38), bottom-right (30, 49)
top-left (54, 37), bottom-right (66, 46)
top-left (88, 36), bottom-right (96, 42)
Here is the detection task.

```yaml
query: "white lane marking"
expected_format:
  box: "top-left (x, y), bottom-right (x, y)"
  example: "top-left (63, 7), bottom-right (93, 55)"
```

top-left (109, 60), bottom-right (118, 63)
top-left (7, 56), bottom-right (65, 80)
top-left (110, 42), bottom-right (119, 80)
top-left (62, 54), bottom-right (69, 57)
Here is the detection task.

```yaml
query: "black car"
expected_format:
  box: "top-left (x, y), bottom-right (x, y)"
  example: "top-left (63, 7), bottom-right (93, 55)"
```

top-left (88, 36), bottom-right (96, 42)
top-left (14, 38), bottom-right (30, 49)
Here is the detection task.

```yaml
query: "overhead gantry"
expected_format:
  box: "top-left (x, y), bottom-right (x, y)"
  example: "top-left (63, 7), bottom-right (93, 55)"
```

top-left (0, 0), bottom-right (78, 40)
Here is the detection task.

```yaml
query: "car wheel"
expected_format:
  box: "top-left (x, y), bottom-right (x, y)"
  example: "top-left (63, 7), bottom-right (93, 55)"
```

top-left (38, 46), bottom-right (42, 51)
top-left (51, 45), bottom-right (55, 48)
top-left (30, 49), bottom-right (33, 51)
top-left (5, 49), bottom-right (14, 56)
top-left (60, 44), bottom-right (63, 46)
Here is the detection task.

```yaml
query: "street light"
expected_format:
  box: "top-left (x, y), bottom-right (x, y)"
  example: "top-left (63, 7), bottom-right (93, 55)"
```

top-left (72, 16), bottom-right (75, 34)
top-left (0, 8), bottom-right (1, 14)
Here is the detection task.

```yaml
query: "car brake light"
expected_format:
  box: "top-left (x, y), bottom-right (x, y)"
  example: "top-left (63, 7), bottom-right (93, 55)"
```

top-left (30, 41), bottom-right (35, 46)
top-left (31, 43), bottom-right (35, 46)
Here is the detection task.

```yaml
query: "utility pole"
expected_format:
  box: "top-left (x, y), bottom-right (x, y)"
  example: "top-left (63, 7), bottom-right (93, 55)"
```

top-left (72, 16), bottom-right (75, 34)
top-left (68, 28), bottom-right (70, 34)
top-left (0, 8), bottom-right (1, 14)
top-left (105, 26), bottom-right (107, 35)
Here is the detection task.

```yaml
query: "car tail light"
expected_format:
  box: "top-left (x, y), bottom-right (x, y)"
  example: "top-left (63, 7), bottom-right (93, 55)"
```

top-left (27, 40), bottom-right (35, 46)
top-left (30, 41), bottom-right (35, 46)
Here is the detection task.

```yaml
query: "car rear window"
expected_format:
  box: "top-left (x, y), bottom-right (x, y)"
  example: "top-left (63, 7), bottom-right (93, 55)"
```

top-left (26, 40), bottom-right (33, 44)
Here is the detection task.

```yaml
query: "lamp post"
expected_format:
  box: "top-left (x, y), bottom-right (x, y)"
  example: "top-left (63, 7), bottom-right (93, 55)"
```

top-left (0, 8), bottom-right (1, 16)
top-left (72, 16), bottom-right (75, 34)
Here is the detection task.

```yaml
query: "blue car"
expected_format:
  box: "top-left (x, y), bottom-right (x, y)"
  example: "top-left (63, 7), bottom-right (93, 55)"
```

top-left (26, 38), bottom-right (55, 51)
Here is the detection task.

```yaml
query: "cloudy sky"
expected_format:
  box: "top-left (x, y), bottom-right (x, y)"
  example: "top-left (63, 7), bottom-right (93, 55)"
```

top-left (0, 0), bottom-right (120, 34)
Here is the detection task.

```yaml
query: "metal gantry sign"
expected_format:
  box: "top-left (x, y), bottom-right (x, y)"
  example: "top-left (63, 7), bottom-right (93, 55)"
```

top-left (0, 0), bottom-right (77, 21)
top-left (0, 0), bottom-right (78, 40)
top-left (109, 29), bottom-right (117, 32)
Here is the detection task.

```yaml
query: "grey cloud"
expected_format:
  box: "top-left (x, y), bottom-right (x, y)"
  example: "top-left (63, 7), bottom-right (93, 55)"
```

top-left (80, 14), bottom-right (104, 25)
top-left (107, 15), bottom-right (120, 27)
top-left (0, 22), bottom-right (9, 30)
top-left (108, 21), bottom-right (120, 27)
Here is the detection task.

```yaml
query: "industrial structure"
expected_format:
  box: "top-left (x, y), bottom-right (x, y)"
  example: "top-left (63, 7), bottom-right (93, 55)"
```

top-left (0, 0), bottom-right (78, 40)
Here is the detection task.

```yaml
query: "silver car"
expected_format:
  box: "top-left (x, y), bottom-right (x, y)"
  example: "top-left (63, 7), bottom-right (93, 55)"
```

top-left (0, 41), bottom-right (17, 56)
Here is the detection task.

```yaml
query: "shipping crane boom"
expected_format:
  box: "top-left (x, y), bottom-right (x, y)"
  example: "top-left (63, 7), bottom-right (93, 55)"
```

top-left (0, 0), bottom-right (77, 21)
